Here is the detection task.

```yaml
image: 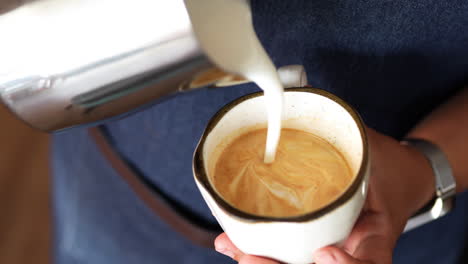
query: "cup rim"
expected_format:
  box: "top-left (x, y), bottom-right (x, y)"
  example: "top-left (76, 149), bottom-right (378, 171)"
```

top-left (193, 87), bottom-right (368, 223)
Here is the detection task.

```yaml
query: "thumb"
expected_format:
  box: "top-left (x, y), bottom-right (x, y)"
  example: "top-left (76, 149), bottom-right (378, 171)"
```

top-left (349, 233), bottom-right (393, 264)
top-left (314, 246), bottom-right (371, 264)
top-left (342, 213), bottom-right (395, 264)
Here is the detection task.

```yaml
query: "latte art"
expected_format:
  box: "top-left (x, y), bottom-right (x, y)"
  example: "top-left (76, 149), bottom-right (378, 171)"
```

top-left (213, 128), bottom-right (353, 217)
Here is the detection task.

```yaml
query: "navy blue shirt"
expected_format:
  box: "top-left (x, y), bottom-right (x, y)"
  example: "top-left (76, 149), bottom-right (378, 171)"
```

top-left (53, 1), bottom-right (468, 263)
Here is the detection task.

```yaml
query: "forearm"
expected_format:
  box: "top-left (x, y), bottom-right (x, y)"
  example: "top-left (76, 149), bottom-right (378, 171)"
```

top-left (408, 87), bottom-right (468, 193)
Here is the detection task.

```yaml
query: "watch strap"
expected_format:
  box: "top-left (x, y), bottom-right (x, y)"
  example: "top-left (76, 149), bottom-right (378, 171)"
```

top-left (402, 138), bottom-right (456, 232)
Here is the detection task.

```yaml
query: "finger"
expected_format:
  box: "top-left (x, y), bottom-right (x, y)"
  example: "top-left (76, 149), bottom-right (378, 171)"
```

top-left (343, 211), bottom-right (379, 253)
top-left (239, 255), bottom-right (280, 264)
top-left (351, 234), bottom-right (392, 264)
top-left (214, 233), bottom-right (245, 261)
top-left (314, 246), bottom-right (371, 264)
top-left (342, 213), bottom-right (394, 263)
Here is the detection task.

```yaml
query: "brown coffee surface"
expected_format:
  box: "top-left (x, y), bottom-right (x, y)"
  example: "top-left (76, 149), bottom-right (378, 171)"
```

top-left (213, 128), bottom-right (353, 217)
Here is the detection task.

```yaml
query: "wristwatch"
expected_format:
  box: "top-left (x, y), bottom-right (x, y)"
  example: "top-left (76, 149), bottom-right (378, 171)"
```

top-left (401, 138), bottom-right (457, 232)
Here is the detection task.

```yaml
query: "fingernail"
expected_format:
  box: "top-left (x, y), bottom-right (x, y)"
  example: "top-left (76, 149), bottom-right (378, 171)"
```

top-left (215, 247), bottom-right (236, 259)
top-left (314, 251), bottom-right (337, 264)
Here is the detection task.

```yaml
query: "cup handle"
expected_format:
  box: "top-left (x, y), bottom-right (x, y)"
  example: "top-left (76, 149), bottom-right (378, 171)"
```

top-left (277, 65), bottom-right (308, 88)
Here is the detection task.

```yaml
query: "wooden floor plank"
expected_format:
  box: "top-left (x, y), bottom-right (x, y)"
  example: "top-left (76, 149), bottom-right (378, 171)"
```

top-left (0, 104), bottom-right (50, 264)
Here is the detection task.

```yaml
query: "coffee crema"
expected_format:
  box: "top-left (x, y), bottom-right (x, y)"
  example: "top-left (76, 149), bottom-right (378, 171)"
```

top-left (213, 128), bottom-right (353, 217)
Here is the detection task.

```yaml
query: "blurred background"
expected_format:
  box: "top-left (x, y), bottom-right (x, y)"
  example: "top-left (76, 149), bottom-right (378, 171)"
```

top-left (0, 104), bottom-right (50, 264)
top-left (1, 0), bottom-right (50, 263)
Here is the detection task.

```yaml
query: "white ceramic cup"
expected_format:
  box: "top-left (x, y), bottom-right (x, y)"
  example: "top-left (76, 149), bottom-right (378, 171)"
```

top-left (193, 88), bottom-right (370, 264)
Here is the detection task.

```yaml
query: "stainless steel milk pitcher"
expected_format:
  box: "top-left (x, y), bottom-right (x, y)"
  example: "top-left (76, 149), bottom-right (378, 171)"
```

top-left (0, 0), bottom-right (239, 132)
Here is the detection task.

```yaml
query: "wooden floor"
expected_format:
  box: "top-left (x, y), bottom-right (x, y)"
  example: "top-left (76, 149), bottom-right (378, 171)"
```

top-left (0, 104), bottom-right (50, 264)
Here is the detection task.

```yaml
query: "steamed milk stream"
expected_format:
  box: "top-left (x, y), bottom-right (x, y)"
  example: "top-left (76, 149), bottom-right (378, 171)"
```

top-left (185, 0), bottom-right (283, 163)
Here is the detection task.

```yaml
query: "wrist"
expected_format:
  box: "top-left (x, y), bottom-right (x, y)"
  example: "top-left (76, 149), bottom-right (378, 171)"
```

top-left (365, 128), bottom-right (436, 225)
top-left (400, 143), bottom-right (436, 218)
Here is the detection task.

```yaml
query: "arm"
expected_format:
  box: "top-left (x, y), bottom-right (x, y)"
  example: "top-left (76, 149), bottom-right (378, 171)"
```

top-left (408, 87), bottom-right (468, 193)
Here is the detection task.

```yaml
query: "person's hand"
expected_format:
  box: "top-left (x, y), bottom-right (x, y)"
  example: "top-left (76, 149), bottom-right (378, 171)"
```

top-left (214, 127), bottom-right (436, 264)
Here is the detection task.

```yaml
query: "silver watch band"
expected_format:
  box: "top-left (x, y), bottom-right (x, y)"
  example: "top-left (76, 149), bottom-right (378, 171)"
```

top-left (401, 138), bottom-right (456, 232)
